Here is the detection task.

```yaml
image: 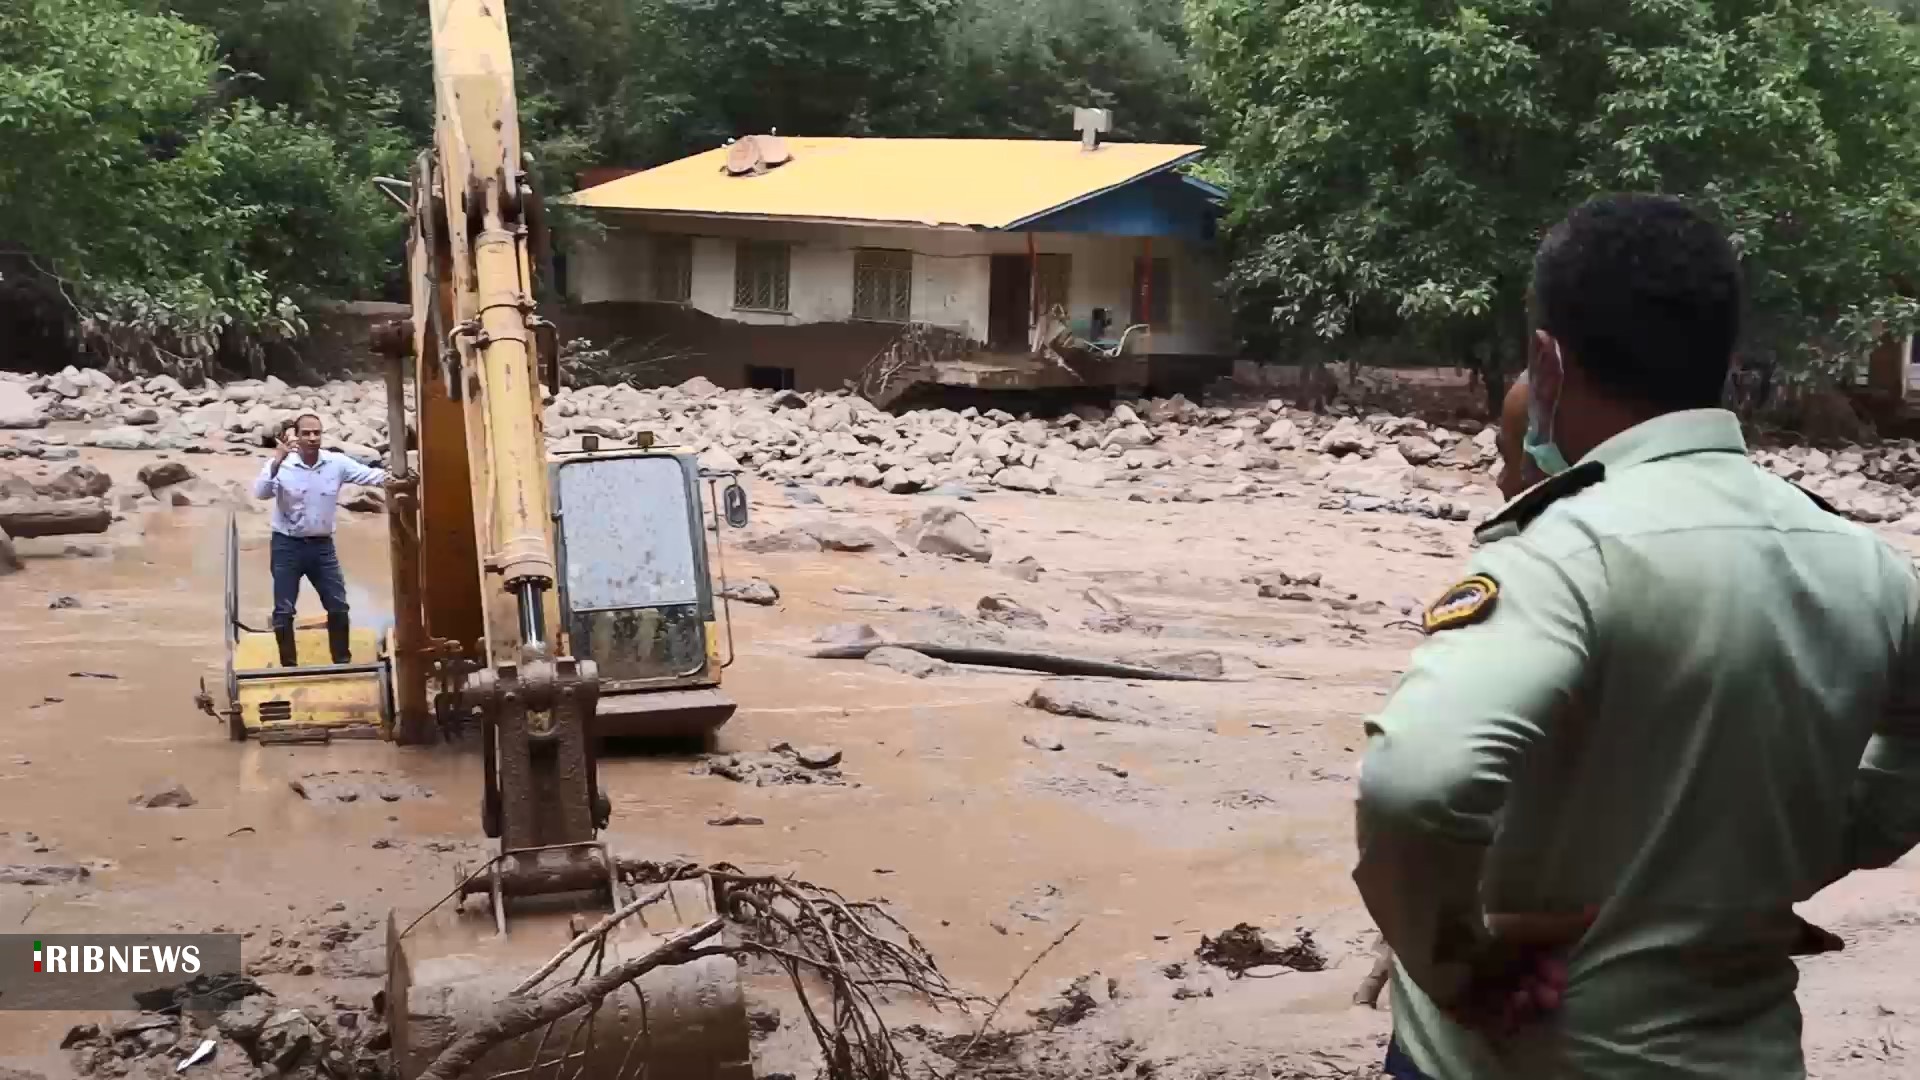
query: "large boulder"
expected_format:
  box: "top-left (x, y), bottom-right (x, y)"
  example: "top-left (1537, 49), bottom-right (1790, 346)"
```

top-left (0, 382), bottom-right (47, 430)
top-left (137, 461), bottom-right (195, 490)
top-left (38, 465), bottom-right (111, 499)
top-left (899, 506), bottom-right (992, 562)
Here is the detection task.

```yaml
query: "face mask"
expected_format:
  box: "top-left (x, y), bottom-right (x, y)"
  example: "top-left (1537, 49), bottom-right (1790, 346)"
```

top-left (1524, 341), bottom-right (1572, 476)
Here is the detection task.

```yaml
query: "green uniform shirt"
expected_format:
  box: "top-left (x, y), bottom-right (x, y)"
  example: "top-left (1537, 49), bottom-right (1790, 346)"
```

top-left (1355, 409), bottom-right (1920, 1079)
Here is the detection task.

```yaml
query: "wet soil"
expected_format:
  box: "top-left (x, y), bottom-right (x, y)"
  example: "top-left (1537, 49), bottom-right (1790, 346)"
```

top-left (1, 438), bottom-right (1918, 1078)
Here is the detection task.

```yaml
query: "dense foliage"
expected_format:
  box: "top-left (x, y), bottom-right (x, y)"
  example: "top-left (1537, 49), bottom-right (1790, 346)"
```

top-left (1189, 0), bottom-right (1920, 409)
top-left (0, 0), bottom-right (1199, 375)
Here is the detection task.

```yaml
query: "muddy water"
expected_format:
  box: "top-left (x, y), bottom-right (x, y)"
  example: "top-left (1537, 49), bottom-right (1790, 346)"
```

top-left (0, 450), bottom-right (1476, 1069)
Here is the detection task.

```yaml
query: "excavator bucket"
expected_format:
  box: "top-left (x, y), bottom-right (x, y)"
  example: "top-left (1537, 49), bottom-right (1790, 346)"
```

top-left (387, 871), bottom-right (752, 1080)
top-left (219, 513), bottom-right (390, 741)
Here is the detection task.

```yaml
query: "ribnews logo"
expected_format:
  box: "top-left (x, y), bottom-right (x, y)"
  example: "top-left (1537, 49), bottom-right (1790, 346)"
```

top-left (32, 939), bottom-right (205, 975)
top-left (1, 935), bottom-right (242, 1010)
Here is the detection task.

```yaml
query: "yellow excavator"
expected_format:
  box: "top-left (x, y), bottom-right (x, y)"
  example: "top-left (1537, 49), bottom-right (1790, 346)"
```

top-left (196, 2), bottom-right (755, 1076)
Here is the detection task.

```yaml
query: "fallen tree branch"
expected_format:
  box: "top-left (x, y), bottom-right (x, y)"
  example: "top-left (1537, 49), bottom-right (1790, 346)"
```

top-left (510, 885), bottom-right (669, 995)
top-left (416, 917), bottom-right (724, 1080)
top-left (809, 642), bottom-right (1231, 682)
top-left (944, 918), bottom-right (1081, 1076)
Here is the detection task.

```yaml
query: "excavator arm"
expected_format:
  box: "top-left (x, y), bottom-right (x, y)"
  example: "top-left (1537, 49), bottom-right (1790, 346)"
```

top-left (368, 4), bottom-right (751, 1077)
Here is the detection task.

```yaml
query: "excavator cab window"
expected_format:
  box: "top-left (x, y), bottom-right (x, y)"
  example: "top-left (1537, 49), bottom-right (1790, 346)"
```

top-left (552, 453), bottom-right (715, 687)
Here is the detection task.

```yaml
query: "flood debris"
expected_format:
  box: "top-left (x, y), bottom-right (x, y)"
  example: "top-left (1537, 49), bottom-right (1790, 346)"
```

top-left (865, 645), bottom-right (949, 678)
top-left (134, 783), bottom-right (196, 809)
top-left (1195, 924), bottom-right (1329, 975)
top-left (288, 772), bottom-right (432, 804)
top-left (977, 594), bottom-right (1048, 630)
top-left (696, 745), bottom-right (848, 786)
top-left (720, 577), bottom-right (780, 605)
top-left (707, 813), bottom-right (766, 827)
top-left (0, 863), bottom-right (90, 885)
top-left (1025, 680), bottom-right (1186, 727)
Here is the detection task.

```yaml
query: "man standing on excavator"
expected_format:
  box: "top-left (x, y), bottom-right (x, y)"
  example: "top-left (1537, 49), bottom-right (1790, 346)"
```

top-left (253, 412), bottom-right (390, 667)
top-left (1354, 193), bottom-right (1920, 1079)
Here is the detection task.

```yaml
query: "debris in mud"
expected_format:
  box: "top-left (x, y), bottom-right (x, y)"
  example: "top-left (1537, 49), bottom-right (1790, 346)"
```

top-left (134, 783), bottom-right (195, 809)
top-left (1024, 680), bottom-right (1186, 727)
top-left (978, 594), bottom-right (1048, 630)
top-left (1009, 883), bottom-right (1067, 923)
top-left (721, 577), bottom-right (780, 605)
top-left (696, 746), bottom-right (848, 786)
top-left (32, 697), bottom-right (61, 708)
top-left (71, 671), bottom-right (120, 680)
top-left (707, 813), bottom-right (765, 827)
top-left (136, 462), bottom-right (194, 491)
top-left (133, 973), bottom-right (268, 1014)
top-left (1171, 985), bottom-right (1213, 1000)
top-left (48, 594), bottom-right (80, 609)
top-left (0, 863), bottom-right (89, 885)
top-left (1030, 974), bottom-right (1101, 1028)
top-left (1195, 924), bottom-right (1329, 976)
top-left (1097, 763), bottom-right (1130, 779)
top-left (1128, 649), bottom-right (1225, 678)
top-left (771, 741), bottom-right (843, 768)
top-left (1022, 733), bottom-right (1065, 752)
top-left (288, 772), bottom-right (433, 804)
top-left (1216, 790), bottom-right (1276, 810)
top-left (866, 645), bottom-right (949, 678)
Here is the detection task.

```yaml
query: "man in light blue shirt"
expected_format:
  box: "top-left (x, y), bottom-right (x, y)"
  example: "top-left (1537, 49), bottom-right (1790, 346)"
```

top-left (252, 412), bottom-right (389, 666)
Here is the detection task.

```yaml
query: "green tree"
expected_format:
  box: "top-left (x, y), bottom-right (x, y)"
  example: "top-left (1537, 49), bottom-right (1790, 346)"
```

top-left (0, 0), bottom-right (398, 378)
top-left (1189, 0), bottom-right (1920, 412)
top-left (938, 0), bottom-right (1202, 142)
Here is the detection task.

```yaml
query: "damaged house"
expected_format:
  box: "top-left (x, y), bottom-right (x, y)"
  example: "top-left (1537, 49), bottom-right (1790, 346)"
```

top-left (560, 119), bottom-right (1230, 401)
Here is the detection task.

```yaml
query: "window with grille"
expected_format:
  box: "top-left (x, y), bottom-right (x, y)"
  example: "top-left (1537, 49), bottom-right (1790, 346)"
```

top-left (734, 241), bottom-right (790, 313)
top-left (852, 249), bottom-right (912, 322)
top-left (1131, 257), bottom-right (1172, 328)
top-left (1035, 253), bottom-right (1071, 317)
top-left (651, 235), bottom-right (691, 303)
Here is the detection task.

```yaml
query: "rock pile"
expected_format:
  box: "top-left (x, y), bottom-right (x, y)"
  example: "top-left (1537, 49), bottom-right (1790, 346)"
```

top-left (15, 367), bottom-right (1920, 529)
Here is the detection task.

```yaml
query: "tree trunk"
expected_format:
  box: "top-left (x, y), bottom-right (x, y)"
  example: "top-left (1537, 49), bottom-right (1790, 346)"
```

top-left (0, 498), bottom-right (112, 538)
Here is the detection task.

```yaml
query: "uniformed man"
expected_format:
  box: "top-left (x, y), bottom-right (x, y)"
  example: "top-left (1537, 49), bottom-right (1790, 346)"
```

top-left (1354, 193), bottom-right (1920, 1079)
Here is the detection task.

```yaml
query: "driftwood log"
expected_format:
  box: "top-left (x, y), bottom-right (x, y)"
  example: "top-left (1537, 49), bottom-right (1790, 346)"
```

top-left (0, 498), bottom-right (112, 538)
top-left (808, 641), bottom-right (1231, 682)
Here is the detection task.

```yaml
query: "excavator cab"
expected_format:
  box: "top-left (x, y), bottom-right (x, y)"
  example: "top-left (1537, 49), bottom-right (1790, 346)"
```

top-left (549, 443), bottom-right (747, 740)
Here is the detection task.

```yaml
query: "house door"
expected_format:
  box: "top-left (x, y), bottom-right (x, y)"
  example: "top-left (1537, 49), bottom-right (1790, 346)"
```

top-left (988, 254), bottom-right (1031, 351)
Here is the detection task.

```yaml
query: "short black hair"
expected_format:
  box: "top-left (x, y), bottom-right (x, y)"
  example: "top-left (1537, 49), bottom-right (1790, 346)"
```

top-left (292, 412), bottom-right (323, 433)
top-left (1531, 194), bottom-right (1742, 412)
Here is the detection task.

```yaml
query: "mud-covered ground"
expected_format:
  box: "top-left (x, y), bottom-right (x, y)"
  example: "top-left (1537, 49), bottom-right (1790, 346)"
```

top-left (3, 416), bottom-right (1920, 1080)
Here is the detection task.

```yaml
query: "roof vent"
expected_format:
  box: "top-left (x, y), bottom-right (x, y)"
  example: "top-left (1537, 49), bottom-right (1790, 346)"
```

top-left (723, 132), bottom-right (794, 177)
top-left (1074, 108), bottom-right (1112, 151)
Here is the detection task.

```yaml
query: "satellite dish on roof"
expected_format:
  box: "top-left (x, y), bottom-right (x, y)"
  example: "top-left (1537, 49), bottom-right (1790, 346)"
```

top-left (723, 133), bottom-right (794, 177)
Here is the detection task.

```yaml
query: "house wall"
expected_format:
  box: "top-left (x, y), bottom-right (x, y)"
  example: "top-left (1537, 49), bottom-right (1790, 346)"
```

top-left (566, 213), bottom-right (1231, 388)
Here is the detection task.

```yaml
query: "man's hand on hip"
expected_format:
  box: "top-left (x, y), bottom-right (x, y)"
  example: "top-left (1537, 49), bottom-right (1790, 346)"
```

top-left (1447, 908), bottom-right (1597, 1037)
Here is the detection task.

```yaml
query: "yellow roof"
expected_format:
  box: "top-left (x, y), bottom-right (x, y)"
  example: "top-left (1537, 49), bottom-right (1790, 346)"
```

top-left (566, 137), bottom-right (1205, 230)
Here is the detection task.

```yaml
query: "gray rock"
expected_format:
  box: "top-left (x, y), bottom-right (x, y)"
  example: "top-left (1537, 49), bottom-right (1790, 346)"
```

top-left (978, 594), bottom-right (1048, 630)
top-left (880, 467), bottom-right (923, 494)
top-left (156, 479), bottom-right (231, 508)
top-left (770, 389), bottom-right (808, 410)
top-left (120, 407), bottom-right (161, 427)
top-left (0, 382), bottom-right (47, 430)
top-left (38, 465), bottom-right (111, 499)
top-left (997, 555), bottom-right (1043, 582)
top-left (814, 623), bottom-right (883, 646)
top-left (741, 525), bottom-right (825, 553)
top-left (134, 783), bottom-right (195, 808)
top-left (137, 461), bottom-right (194, 490)
top-left (1396, 436), bottom-right (1443, 465)
top-left (256, 1008), bottom-right (320, 1070)
top-left (866, 646), bottom-right (948, 678)
top-left (1025, 680), bottom-right (1181, 727)
top-left (1129, 650), bottom-right (1225, 678)
top-left (783, 484), bottom-right (824, 506)
top-left (215, 996), bottom-right (275, 1043)
top-left (0, 527), bottom-right (20, 577)
top-left (721, 577), bottom-right (780, 605)
top-left (900, 505), bottom-right (992, 562)
top-left (91, 426), bottom-right (155, 451)
top-left (0, 863), bottom-right (90, 885)
top-left (811, 521), bottom-right (893, 552)
top-left (338, 489), bottom-right (385, 514)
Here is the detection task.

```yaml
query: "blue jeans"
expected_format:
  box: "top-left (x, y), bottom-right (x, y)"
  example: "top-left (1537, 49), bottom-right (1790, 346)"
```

top-left (270, 532), bottom-right (348, 628)
top-left (1385, 1039), bottom-right (1436, 1080)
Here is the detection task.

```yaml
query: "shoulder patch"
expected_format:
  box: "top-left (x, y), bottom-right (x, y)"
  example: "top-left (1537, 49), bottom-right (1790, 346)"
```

top-left (1791, 482), bottom-right (1842, 517)
top-left (1474, 460), bottom-right (1607, 541)
top-left (1424, 574), bottom-right (1499, 633)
